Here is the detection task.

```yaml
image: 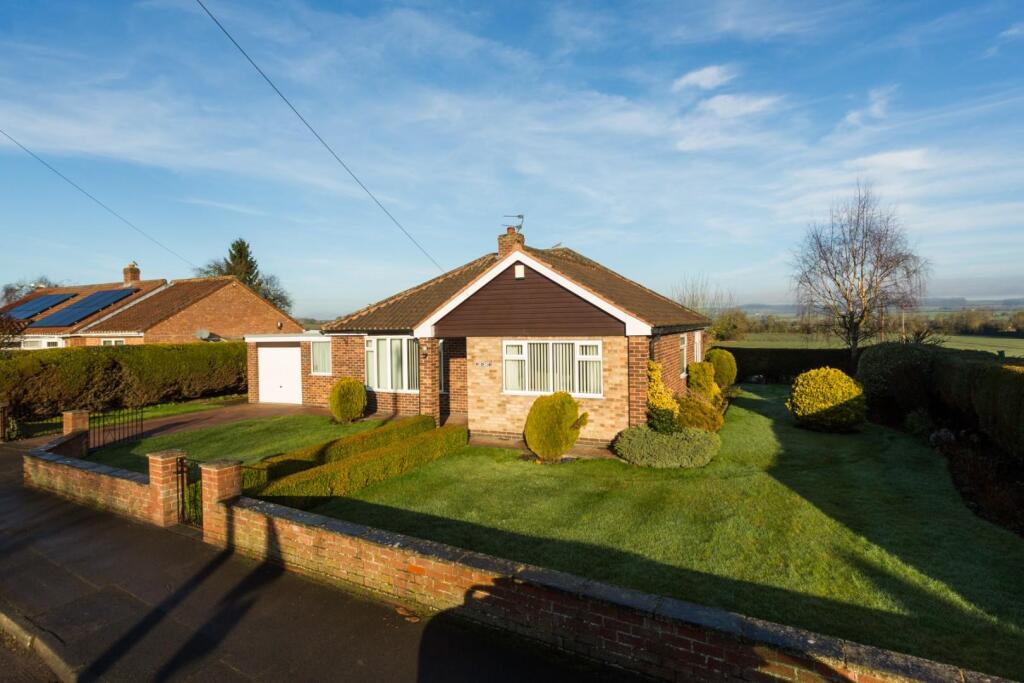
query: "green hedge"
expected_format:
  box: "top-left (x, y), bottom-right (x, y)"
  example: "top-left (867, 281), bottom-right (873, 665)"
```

top-left (613, 426), bottom-right (720, 469)
top-left (242, 415), bottom-right (434, 492)
top-left (855, 344), bottom-right (1024, 463)
top-left (0, 343), bottom-right (246, 419)
top-left (258, 424), bottom-right (468, 508)
top-left (715, 346), bottom-right (853, 383)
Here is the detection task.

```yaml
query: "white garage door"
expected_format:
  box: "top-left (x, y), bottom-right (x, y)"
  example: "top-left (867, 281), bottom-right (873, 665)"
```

top-left (257, 345), bottom-right (302, 404)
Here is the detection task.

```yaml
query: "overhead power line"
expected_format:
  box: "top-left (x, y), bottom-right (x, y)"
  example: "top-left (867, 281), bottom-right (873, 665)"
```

top-left (195, 0), bottom-right (444, 272)
top-left (0, 127), bottom-right (198, 269)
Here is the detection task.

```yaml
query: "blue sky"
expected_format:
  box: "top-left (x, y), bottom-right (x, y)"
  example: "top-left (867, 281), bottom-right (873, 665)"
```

top-left (2, 1), bottom-right (1022, 318)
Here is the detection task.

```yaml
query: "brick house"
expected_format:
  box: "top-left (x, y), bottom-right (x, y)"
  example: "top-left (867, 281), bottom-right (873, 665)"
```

top-left (1, 263), bottom-right (302, 349)
top-left (247, 230), bottom-right (708, 446)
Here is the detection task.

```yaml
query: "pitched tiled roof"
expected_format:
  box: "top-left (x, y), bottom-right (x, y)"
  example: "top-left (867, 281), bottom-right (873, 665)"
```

top-left (9, 279), bottom-right (166, 334)
top-left (323, 246), bottom-right (707, 333)
top-left (85, 277), bottom-right (235, 333)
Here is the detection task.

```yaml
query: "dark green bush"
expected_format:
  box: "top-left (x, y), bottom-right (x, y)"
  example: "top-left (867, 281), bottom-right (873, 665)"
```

top-left (716, 346), bottom-right (853, 383)
top-left (855, 343), bottom-right (933, 418)
top-left (329, 377), bottom-right (367, 423)
top-left (613, 426), bottom-right (719, 469)
top-left (675, 392), bottom-right (724, 432)
top-left (786, 367), bottom-right (866, 431)
top-left (704, 348), bottom-right (738, 387)
top-left (258, 424), bottom-right (468, 508)
top-left (524, 392), bottom-right (589, 461)
top-left (242, 415), bottom-right (434, 492)
top-left (0, 343), bottom-right (246, 419)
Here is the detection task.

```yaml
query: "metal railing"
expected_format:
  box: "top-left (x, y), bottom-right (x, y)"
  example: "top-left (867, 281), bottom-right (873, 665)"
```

top-left (88, 407), bottom-right (144, 450)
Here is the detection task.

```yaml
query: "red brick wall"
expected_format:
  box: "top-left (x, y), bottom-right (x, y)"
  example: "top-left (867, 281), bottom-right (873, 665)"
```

top-left (145, 281), bottom-right (302, 343)
top-left (627, 336), bottom-right (650, 427)
top-left (651, 330), bottom-right (706, 395)
top-left (441, 337), bottom-right (467, 415)
top-left (81, 336), bottom-right (144, 346)
top-left (200, 476), bottom-right (963, 683)
top-left (247, 342), bottom-right (259, 403)
top-left (300, 336), bottom-right (365, 406)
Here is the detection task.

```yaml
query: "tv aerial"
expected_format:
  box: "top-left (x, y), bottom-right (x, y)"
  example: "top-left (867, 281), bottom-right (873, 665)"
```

top-left (504, 214), bottom-right (524, 231)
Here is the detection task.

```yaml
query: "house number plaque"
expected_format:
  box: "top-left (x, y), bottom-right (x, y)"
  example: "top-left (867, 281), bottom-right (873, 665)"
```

top-left (474, 361), bottom-right (492, 368)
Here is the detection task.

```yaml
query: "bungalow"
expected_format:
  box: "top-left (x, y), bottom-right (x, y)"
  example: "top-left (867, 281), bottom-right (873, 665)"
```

top-left (245, 229), bottom-right (708, 445)
top-left (1, 262), bottom-right (302, 349)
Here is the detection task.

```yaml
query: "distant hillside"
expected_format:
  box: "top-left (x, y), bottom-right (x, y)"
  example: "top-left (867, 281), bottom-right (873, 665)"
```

top-left (738, 299), bottom-right (1023, 316)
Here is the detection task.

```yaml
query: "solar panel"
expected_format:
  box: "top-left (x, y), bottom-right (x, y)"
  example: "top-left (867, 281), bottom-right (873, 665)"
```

top-left (28, 289), bottom-right (137, 328)
top-left (4, 293), bottom-right (76, 320)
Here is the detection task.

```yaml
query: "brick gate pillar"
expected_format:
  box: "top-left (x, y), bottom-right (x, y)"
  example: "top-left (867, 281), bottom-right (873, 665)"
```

top-left (0, 402), bottom-right (8, 442)
top-left (200, 459), bottom-right (242, 547)
top-left (418, 337), bottom-right (441, 426)
top-left (148, 449), bottom-right (185, 527)
top-left (62, 409), bottom-right (89, 435)
top-left (627, 336), bottom-right (650, 427)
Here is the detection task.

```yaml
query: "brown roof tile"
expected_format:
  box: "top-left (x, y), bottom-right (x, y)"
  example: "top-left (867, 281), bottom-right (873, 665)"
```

top-left (322, 246), bottom-right (707, 333)
top-left (14, 279), bottom-right (167, 334)
top-left (85, 277), bottom-right (234, 333)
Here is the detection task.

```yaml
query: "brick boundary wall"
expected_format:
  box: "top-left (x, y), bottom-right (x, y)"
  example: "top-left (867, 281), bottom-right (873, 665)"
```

top-left (198, 460), bottom-right (1004, 683)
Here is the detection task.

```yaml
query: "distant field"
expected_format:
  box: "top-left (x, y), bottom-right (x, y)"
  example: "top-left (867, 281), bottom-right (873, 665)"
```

top-left (721, 333), bottom-right (1024, 357)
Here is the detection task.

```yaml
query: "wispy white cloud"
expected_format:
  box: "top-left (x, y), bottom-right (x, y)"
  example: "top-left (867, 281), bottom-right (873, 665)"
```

top-left (985, 21), bottom-right (1024, 57)
top-left (843, 85), bottom-right (898, 127)
top-left (180, 197), bottom-right (268, 216)
top-left (671, 64), bottom-right (738, 92)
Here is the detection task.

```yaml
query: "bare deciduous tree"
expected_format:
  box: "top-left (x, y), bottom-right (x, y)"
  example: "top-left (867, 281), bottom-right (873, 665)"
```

top-left (2, 276), bottom-right (57, 305)
top-left (0, 315), bottom-right (27, 357)
top-left (672, 273), bottom-right (735, 317)
top-left (794, 184), bottom-right (927, 358)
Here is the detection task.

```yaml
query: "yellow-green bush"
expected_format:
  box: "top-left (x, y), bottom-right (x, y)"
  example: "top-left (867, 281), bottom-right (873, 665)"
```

top-left (705, 348), bottom-right (737, 387)
top-left (524, 392), bottom-right (589, 461)
top-left (687, 361), bottom-right (723, 409)
top-left (258, 424), bottom-right (468, 508)
top-left (613, 426), bottom-right (719, 469)
top-left (786, 367), bottom-right (866, 431)
top-left (675, 392), bottom-right (724, 432)
top-left (646, 360), bottom-right (679, 433)
top-left (329, 377), bottom-right (367, 423)
top-left (242, 415), bottom-right (433, 492)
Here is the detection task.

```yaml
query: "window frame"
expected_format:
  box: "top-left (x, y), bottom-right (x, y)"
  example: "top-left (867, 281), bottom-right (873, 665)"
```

top-left (310, 340), bottom-right (332, 376)
top-left (502, 339), bottom-right (604, 399)
top-left (438, 339), bottom-right (447, 394)
top-left (679, 334), bottom-right (688, 377)
top-left (101, 338), bottom-right (125, 347)
top-left (363, 335), bottom-right (420, 394)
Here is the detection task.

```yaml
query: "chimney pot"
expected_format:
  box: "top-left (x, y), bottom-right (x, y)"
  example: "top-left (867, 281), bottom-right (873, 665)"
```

top-left (497, 227), bottom-right (525, 258)
top-left (123, 261), bottom-right (141, 287)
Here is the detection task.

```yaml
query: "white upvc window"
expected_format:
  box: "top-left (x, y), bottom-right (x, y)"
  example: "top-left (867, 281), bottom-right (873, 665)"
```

top-left (310, 340), bottom-right (332, 375)
top-left (694, 330), bottom-right (703, 362)
top-left (502, 340), bottom-right (603, 398)
top-left (364, 336), bottom-right (419, 392)
top-left (679, 334), bottom-right (688, 377)
top-left (101, 339), bottom-right (125, 346)
top-left (438, 339), bottom-right (447, 394)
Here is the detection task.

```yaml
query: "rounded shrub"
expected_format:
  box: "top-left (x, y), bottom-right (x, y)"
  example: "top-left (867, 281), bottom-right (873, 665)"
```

top-left (687, 361), bottom-right (723, 408)
top-left (329, 377), bottom-right (367, 423)
top-left (646, 360), bottom-right (679, 433)
top-left (614, 426), bottom-right (720, 469)
top-left (705, 348), bottom-right (737, 388)
top-left (786, 367), bottom-right (866, 431)
top-left (524, 392), bottom-right (589, 461)
top-left (675, 392), bottom-right (724, 432)
top-left (855, 343), bottom-right (933, 418)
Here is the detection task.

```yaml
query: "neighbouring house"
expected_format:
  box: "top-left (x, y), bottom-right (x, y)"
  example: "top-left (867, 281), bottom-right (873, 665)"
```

top-left (246, 229), bottom-right (708, 446)
top-left (1, 262), bottom-right (302, 349)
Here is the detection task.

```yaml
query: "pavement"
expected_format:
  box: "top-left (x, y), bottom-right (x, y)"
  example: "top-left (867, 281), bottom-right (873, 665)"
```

top-left (0, 442), bottom-right (643, 682)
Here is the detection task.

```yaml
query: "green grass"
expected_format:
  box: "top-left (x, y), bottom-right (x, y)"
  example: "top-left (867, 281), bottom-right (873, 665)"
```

top-left (723, 332), bottom-right (1024, 356)
top-left (18, 394), bottom-right (248, 439)
top-left (88, 414), bottom-right (380, 473)
top-left (314, 385), bottom-right (1024, 678)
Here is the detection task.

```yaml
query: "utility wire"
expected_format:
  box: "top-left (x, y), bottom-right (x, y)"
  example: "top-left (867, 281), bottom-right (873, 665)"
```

top-left (195, 0), bottom-right (444, 272)
top-left (0, 126), bottom-right (198, 269)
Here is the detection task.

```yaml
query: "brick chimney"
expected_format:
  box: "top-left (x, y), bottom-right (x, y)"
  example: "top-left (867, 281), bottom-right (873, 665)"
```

top-left (497, 226), bottom-right (525, 257)
top-left (123, 261), bottom-right (141, 286)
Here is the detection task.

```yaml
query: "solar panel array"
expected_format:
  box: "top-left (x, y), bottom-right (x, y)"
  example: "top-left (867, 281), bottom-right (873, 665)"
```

top-left (4, 293), bottom-right (76, 320)
top-left (28, 289), bottom-right (137, 328)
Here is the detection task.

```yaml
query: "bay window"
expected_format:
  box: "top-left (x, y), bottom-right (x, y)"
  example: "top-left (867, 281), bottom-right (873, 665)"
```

top-left (502, 340), bottom-right (603, 398)
top-left (364, 336), bottom-right (419, 392)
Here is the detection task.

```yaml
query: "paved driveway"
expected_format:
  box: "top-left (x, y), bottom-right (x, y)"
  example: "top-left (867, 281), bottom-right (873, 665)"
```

top-left (0, 447), bottom-right (641, 682)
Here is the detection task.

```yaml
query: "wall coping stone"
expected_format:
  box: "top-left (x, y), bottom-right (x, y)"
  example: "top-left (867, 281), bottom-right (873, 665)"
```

top-left (199, 458), bottom-right (240, 471)
top-left (25, 447), bottom-right (149, 485)
top-left (148, 449), bottom-right (186, 461)
top-left (226, 492), bottom-right (1009, 683)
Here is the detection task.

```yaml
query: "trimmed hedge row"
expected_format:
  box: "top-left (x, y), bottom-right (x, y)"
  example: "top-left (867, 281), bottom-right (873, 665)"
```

top-left (0, 343), bottom-right (246, 419)
top-left (856, 343), bottom-right (1024, 462)
top-left (614, 426), bottom-right (719, 469)
top-left (242, 415), bottom-right (434, 492)
top-left (715, 346), bottom-right (853, 383)
top-left (258, 424), bottom-right (468, 508)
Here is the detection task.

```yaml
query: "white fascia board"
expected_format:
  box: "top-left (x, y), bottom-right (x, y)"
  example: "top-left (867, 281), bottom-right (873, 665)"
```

top-left (413, 250), bottom-right (652, 338)
top-left (244, 332), bottom-right (323, 343)
top-left (71, 332), bottom-right (145, 337)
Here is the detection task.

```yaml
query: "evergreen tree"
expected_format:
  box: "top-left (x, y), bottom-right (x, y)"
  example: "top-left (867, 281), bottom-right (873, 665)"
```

top-left (197, 238), bottom-right (293, 312)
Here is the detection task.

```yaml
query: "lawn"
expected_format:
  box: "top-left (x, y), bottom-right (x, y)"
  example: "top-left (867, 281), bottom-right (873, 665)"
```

top-left (723, 332), bottom-right (1024, 357)
top-left (88, 414), bottom-right (380, 472)
top-left (315, 385), bottom-right (1024, 678)
top-left (19, 394), bottom-right (248, 439)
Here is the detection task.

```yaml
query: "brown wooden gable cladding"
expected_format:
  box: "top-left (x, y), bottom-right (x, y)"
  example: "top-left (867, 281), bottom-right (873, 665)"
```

top-left (434, 264), bottom-right (625, 337)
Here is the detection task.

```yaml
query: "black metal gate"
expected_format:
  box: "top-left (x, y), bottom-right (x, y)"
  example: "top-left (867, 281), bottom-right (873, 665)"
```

top-left (89, 407), bottom-right (144, 450)
top-left (176, 457), bottom-right (203, 527)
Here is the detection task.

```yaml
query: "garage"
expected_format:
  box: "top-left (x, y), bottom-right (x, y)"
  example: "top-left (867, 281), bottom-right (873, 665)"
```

top-left (256, 343), bottom-right (302, 404)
